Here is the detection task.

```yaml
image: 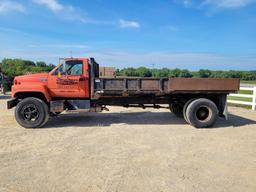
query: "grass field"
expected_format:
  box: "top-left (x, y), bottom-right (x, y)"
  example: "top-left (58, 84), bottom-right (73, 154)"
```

top-left (238, 89), bottom-right (253, 94)
top-left (228, 87), bottom-right (254, 109)
top-left (228, 89), bottom-right (253, 102)
top-left (228, 96), bottom-right (252, 102)
top-left (240, 80), bottom-right (256, 85)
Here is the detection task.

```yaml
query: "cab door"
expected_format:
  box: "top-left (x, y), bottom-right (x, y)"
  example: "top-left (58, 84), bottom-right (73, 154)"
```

top-left (48, 59), bottom-right (90, 98)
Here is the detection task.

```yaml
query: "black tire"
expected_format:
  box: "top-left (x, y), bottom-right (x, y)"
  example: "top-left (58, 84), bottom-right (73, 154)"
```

top-left (15, 97), bottom-right (49, 128)
top-left (183, 99), bottom-right (196, 124)
top-left (169, 103), bottom-right (183, 118)
top-left (185, 98), bottom-right (218, 128)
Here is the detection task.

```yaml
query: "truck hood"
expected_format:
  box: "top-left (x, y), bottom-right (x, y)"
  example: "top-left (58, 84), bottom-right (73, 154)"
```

top-left (15, 73), bottom-right (48, 84)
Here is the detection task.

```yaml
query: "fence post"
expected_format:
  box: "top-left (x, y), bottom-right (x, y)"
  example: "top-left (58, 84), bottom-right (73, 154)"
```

top-left (252, 86), bottom-right (256, 111)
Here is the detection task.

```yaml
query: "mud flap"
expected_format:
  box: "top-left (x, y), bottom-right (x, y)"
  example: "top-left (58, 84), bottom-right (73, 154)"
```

top-left (7, 98), bottom-right (19, 109)
top-left (223, 100), bottom-right (228, 120)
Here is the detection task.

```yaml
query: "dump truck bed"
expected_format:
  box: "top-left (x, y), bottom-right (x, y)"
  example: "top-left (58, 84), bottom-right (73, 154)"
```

top-left (94, 77), bottom-right (240, 97)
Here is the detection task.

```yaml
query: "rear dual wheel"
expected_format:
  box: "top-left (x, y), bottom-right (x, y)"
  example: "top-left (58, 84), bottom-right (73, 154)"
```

top-left (183, 98), bottom-right (218, 128)
top-left (15, 97), bottom-right (49, 128)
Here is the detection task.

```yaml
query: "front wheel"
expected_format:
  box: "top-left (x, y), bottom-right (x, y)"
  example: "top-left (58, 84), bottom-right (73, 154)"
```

top-left (15, 97), bottom-right (49, 128)
top-left (185, 98), bottom-right (218, 128)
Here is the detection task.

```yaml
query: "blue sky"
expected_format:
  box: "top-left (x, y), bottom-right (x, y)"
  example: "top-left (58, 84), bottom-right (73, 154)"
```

top-left (0, 0), bottom-right (256, 70)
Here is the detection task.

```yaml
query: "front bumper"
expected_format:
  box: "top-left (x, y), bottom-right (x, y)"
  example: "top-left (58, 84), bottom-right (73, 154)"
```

top-left (7, 98), bottom-right (19, 109)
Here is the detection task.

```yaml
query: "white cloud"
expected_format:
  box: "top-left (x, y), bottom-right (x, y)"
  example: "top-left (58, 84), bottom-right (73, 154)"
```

top-left (32, 0), bottom-right (89, 23)
top-left (118, 19), bottom-right (140, 28)
top-left (32, 0), bottom-right (63, 12)
top-left (28, 44), bottom-right (89, 49)
top-left (176, 0), bottom-right (256, 9)
top-left (173, 0), bottom-right (193, 7)
top-left (201, 0), bottom-right (256, 8)
top-left (182, 0), bottom-right (193, 7)
top-left (0, 0), bottom-right (25, 14)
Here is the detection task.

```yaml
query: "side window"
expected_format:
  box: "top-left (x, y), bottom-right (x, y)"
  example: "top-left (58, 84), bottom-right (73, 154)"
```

top-left (67, 63), bottom-right (83, 75)
top-left (52, 60), bottom-right (83, 76)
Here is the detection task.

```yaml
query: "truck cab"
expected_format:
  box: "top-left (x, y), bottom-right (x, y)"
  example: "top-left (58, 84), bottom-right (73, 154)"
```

top-left (48, 58), bottom-right (90, 98)
top-left (10, 58), bottom-right (99, 102)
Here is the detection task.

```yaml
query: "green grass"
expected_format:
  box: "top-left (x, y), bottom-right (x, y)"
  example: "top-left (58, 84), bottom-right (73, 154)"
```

top-left (228, 103), bottom-right (252, 109)
top-left (228, 88), bottom-right (253, 109)
top-left (228, 96), bottom-right (252, 102)
top-left (240, 80), bottom-right (256, 85)
top-left (238, 89), bottom-right (253, 95)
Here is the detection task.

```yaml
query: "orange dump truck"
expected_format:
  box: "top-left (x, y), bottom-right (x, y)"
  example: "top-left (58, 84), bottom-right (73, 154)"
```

top-left (7, 57), bottom-right (240, 128)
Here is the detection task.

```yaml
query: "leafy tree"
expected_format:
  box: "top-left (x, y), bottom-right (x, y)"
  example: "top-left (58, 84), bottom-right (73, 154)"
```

top-left (169, 68), bottom-right (181, 77)
top-left (123, 67), bottom-right (139, 77)
top-left (115, 67), bottom-right (256, 80)
top-left (137, 67), bottom-right (152, 77)
top-left (155, 68), bottom-right (170, 77)
top-left (179, 69), bottom-right (193, 78)
top-left (197, 69), bottom-right (212, 78)
top-left (115, 68), bottom-right (121, 76)
top-left (116, 67), bottom-right (256, 80)
top-left (36, 61), bottom-right (47, 67)
top-left (0, 59), bottom-right (55, 77)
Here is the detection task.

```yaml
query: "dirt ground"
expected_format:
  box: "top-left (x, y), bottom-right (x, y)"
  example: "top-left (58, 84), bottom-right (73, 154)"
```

top-left (0, 96), bottom-right (256, 192)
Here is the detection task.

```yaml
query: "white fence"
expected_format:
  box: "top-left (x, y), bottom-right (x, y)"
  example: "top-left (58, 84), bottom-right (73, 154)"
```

top-left (228, 86), bottom-right (256, 110)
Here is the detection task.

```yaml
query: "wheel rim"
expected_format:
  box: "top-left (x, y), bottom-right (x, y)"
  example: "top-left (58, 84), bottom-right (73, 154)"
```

top-left (196, 106), bottom-right (211, 122)
top-left (21, 104), bottom-right (40, 122)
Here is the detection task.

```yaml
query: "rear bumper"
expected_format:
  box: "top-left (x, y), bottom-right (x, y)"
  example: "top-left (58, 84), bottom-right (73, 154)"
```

top-left (7, 98), bottom-right (19, 109)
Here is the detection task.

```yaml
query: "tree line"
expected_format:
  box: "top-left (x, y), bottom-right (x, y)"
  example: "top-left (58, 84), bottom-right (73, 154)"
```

top-left (0, 58), bottom-right (255, 81)
top-left (116, 67), bottom-right (256, 80)
top-left (0, 58), bottom-right (55, 77)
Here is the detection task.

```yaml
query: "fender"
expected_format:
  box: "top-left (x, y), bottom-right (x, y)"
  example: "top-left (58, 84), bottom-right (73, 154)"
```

top-left (12, 84), bottom-right (51, 102)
